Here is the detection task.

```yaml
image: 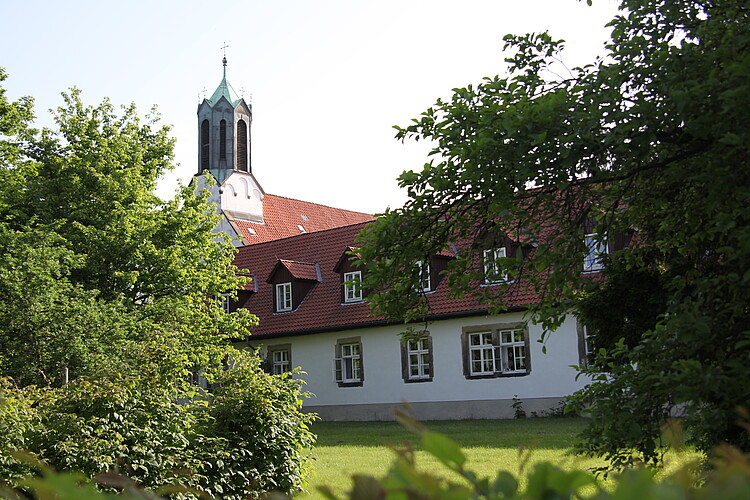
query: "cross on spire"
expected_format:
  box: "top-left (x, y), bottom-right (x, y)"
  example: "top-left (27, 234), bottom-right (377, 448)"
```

top-left (221, 42), bottom-right (229, 65)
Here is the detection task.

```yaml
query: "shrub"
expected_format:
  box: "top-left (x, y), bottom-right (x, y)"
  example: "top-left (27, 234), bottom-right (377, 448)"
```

top-left (0, 348), bottom-right (315, 499)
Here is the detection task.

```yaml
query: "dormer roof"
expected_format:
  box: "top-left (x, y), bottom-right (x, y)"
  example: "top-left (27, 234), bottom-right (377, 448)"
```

top-left (268, 259), bottom-right (322, 283)
top-left (233, 221), bottom-right (539, 338)
top-left (333, 247), bottom-right (361, 273)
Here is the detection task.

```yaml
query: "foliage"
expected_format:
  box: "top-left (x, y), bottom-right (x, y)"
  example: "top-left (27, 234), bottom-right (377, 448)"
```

top-left (0, 71), bottom-right (257, 387)
top-left (2, 419), bottom-right (750, 500)
top-left (0, 71), bottom-right (314, 496)
top-left (356, 0), bottom-right (750, 466)
top-left (0, 349), bottom-right (316, 498)
top-left (574, 251), bottom-right (669, 359)
top-left (192, 354), bottom-right (316, 498)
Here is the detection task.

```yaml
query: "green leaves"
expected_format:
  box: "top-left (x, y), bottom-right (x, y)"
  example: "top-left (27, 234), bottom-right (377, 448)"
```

top-left (422, 431), bottom-right (466, 469)
top-left (360, 0), bottom-right (750, 466)
top-left (0, 349), bottom-right (316, 498)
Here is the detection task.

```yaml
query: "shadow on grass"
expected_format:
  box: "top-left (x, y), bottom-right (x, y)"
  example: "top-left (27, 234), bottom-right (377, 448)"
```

top-left (311, 417), bottom-right (587, 450)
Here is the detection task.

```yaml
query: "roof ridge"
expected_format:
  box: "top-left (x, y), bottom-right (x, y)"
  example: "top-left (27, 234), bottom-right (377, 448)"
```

top-left (280, 258), bottom-right (317, 265)
top-left (264, 193), bottom-right (373, 216)
top-left (235, 220), bottom-right (375, 252)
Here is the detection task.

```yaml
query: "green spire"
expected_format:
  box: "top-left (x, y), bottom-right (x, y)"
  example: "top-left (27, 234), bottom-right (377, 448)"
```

top-left (209, 55), bottom-right (241, 106)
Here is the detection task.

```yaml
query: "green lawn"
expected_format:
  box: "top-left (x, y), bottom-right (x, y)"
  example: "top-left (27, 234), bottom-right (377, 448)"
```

top-left (297, 418), bottom-right (609, 499)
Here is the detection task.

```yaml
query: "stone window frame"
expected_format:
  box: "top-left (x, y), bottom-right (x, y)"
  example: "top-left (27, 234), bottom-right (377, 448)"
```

top-left (333, 337), bottom-right (364, 387)
top-left (400, 333), bottom-right (434, 383)
top-left (461, 322), bottom-right (531, 379)
top-left (267, 343), bottom-right (292, 375)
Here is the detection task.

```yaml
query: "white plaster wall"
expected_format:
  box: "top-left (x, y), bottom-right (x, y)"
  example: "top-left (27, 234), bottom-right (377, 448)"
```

top-left (192, 174), bottom-right (241, 244)
top-left (251, 313), bottom-right (588, 410)
top-left (221, 172), bottom-right (263, 219)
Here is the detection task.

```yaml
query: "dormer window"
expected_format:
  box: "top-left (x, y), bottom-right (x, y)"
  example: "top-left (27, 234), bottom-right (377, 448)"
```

top-left (334, 247), bottom-right (367, 304)
top-left (583, 233), bottom-right (608, 272)
top-left (343, 271), bottom-right (363, 303)
top-left (416, 260), bottom-right (431, 293)
top-left (483, 247), bottom-right (509, 284)
top-left (276, 282), bottom-right (292, 312)
top-left (267, 259), bottom-right (321, 313)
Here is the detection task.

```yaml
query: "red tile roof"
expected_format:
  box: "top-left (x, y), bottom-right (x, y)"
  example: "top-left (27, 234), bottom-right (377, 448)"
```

top-left (232, 194), bottom-right (375, 244)
top-left (232, 222), bottom-right (541, 339)
top-left (270, 260), bottom-right (321, 282)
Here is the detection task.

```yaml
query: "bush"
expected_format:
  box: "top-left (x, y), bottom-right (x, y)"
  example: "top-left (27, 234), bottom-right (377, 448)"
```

top-left (0, 348), bottom-right (315, 499)
top-left (4, 413), bottom-right (750, 499)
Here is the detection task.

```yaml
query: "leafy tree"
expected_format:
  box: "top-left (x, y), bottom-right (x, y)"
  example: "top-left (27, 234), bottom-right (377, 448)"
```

top-left (357, 0), bottom-right (750, 466)
top-left (0, 70), bottom-right (315, 497)
top-left (0, 71), bottom-right (256, 386)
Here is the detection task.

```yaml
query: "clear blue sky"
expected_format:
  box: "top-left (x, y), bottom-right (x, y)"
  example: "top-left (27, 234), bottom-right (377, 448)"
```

top-left (1, 0), bottom-right (620, 214)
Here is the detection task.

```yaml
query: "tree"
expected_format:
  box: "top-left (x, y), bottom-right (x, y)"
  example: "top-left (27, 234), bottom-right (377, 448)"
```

top-left (0, 72), bottom-right (256, 385)
top-left (357, 0), bottom-right (750, 466)
top-left (0, 71), bottom-right (315, 497)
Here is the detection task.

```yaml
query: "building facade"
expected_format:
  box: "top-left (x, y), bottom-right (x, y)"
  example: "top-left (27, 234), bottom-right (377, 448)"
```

top-left (195, 61), bottom-right (591, 421)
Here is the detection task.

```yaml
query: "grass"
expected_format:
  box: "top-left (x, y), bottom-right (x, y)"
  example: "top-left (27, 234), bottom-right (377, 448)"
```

top-left (297, 418), bottom-right (609, 499)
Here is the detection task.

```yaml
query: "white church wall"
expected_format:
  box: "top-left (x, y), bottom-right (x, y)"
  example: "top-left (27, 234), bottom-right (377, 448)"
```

top-left (221, 172), bottom-right (263, 221)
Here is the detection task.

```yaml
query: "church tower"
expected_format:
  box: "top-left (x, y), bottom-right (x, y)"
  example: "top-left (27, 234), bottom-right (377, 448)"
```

top-left (194, 53), bottom-right (265, 246)
top-left (193, 52), bottom-right (373, 247)
top-left (197, 54), bottom-right (252, 183)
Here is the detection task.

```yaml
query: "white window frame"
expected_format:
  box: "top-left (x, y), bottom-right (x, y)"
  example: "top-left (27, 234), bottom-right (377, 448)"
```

top-left (218, 293), bottom-right (231, 313)
top-left (464, 325), bottom-right (529, 378)
top-left (271, 348), bottom-right (291, 375)
top-left (275, 282), bottom-right (292, 312)
top-left (334, 341), bottom-right (362, 385)
top-left (468, 332), bottom-right (496, 376)
top-left (577, 321), bottom-right (593, 367)
top-left (407, 338), bottom-right (431, 380)
top-left (483, 247), bottom-right (509, 284)
top-left (499, 329), bottom-right (527, 374)
top-left (416, 260), bottom-right (431, 293)
top-left (343, 271), bottom-right (363, 303)
top-left (583, 233), bottom-right (608, 272)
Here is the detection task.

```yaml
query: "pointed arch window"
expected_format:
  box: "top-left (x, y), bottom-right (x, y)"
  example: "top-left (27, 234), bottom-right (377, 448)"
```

top-left (236, 119), bottom-right (248, 172)
top-left (200, 119), bottom-right (210, 173)
top-left (219, 119), bottom-right (227, 161)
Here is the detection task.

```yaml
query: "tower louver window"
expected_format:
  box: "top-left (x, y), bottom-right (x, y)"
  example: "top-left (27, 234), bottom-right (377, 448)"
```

top-left (200, 119), bottom-right (210, 173)
top-left (220, 119), bottom-right (227, 161)
top-left (237, 119), bottom-right (248, 172)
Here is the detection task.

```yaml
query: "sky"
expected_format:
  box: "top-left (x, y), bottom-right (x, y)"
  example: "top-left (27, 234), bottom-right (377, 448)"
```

top-left (1, 0), bottom-right (620, 215)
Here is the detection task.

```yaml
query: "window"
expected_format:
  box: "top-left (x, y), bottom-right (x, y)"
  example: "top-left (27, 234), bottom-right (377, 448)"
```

top-left (401, 334), bottom-right (433, 382)
top-left (416, 260), bottom-right (431, 292)
top-left (218, 293), bottom-right (231, 313)
top-left (583, 233), bottom-right (607, 271)
top-left (462, 324), bottom-right (530, 378)
top-left (577, 320), bottom-right (593, 367)
top-left (200, 119), bottom-right (210, 172)
top-left (268, 344), bottom-right (291, 375)
top-left (334, 338), bottom-right (363, 386)
top-left (483, 247), bottom-right (509, 284)
top-left (219, 119), bottom-right (227, 160)
top-left (468, 332), bottom-right (496, 375)
top-left (236, 119), bottom-right (248, 172)
top-left (499, 329), bottom-right (527, 373)
top-left (343, 271), bottom-right (363, 302)
top-left (275, 282), bottom-right (292, 312)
